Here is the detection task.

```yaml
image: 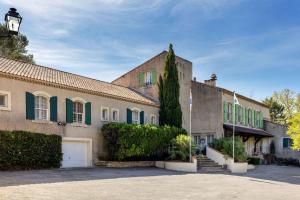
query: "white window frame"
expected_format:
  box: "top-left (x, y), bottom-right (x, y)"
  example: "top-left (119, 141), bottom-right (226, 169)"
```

top-left (71, 97), bottom-right (86, 125)
top-left (33, 91), bottom-right (51, 121)
top-left (150, 114), bottom-right (157, 125)
top-left (131, 107), bottom-right (140, 124)
top-left (144, 71), bottom-right (152, 86)
top-left (101, 106), bottom-right (109, 122)
top-left (0, 90), bottom-right (11, 111)
top-left (111, 108), bottom-right (119, 122)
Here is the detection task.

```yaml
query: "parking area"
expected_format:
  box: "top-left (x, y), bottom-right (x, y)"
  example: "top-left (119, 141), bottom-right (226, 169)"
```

top-left (0, 165), bottom-right (299, 200)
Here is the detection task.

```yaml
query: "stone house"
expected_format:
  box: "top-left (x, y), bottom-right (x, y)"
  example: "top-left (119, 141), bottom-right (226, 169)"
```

top-left (0, 56), bottom-right (159, 168)
top-left (191, 76), bottom-right (273, 157)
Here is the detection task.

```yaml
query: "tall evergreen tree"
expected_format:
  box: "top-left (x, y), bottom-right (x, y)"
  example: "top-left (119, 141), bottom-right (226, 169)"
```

top-left (158, 75), bottom-right (166, 125)
top-left (0, 24), bottom-right (34, 63)
top-left (159, 44), bottom-right (182, 127)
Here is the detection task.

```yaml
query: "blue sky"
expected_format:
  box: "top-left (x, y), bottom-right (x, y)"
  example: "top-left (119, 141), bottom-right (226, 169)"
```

top-left (0, 0), bottom-right (299, 101)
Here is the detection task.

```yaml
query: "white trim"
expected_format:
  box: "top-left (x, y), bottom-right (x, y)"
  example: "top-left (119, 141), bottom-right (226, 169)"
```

top-left (111, 108), bottom-right (119, 122)
top-left (131, 107), bottom-right (140, 124)
top-left (33, 91), bottom-right (51, 98)
top-left (72, 100), bottom-right (85, 125)
top-left (0, 90), bottom-right (11, 111)
top-left (101, 106), bottom-right (110, 122)
top-left (71, 97), bottom-right (87, 103)
top-left (62, 137), bottom-right (93, 168)
top-left (34, 93), bottom-right (50, 121)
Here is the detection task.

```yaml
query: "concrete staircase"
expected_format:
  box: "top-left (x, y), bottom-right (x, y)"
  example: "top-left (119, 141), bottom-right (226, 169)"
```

top-left (197, 155), bottom-right (228, 173)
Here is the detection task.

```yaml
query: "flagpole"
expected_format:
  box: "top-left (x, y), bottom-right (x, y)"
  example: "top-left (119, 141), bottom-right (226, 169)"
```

top-left (189, 89), bottom-right (192, 163)
top-left (233, 91), bottom-right (235, 163)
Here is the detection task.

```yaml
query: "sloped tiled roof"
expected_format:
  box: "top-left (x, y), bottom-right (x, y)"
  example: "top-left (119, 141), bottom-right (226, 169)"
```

top-left (0, 56), bottom-right (158, 107)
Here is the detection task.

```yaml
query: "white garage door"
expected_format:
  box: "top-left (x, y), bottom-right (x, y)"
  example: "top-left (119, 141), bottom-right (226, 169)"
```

top-left (62, 141), bottom-right (88, 168)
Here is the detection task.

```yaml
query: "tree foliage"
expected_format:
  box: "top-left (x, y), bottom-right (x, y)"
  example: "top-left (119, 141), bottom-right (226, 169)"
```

top-left (0, 24), bottom-right (34, 63)
top-left (169, 134), bottom-right (196, 161)
top-left (287, 113), bottom-right (300, 150)
top-left (159, 44), bottom-right (182, 128)
top-left (263, 97), bottom-right (285, 124)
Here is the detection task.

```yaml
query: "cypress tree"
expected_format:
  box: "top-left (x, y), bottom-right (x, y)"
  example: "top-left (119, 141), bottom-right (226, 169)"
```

top-left (158, 75), bottom-right (165, 125)
top-left (159, 44), bottom-right (182, 127)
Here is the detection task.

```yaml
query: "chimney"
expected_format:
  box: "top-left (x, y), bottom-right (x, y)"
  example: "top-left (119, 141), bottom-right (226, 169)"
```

top-left (204, 73), bottom-right (217, 87)
top-left (193, 77), bottom-right (196, 81)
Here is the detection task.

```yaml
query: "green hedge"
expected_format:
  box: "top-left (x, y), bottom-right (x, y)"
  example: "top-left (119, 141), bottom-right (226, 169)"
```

top-left (0, 130), bottom-right (62, 170)
top-left (248, 157), bottom-right (261, 165)
top-left (102, 123), bottom-right (187, 161)
top-left (209, 137), bottom-right (247, 162)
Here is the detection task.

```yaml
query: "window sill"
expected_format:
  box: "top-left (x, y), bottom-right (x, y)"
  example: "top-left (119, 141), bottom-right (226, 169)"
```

top-left (70, 123), bottom-right (88, 127)
top-left (32, 120), bottom-right (53, 124)
top-left (0, 107), bottom-right (11, 111)
top-left (111, 120), bottom-right (119, 123)
top-left (101, 119), bottom-right (109, 122)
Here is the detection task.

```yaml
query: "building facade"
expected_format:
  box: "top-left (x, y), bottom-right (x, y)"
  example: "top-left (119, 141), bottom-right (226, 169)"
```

top-left (0, 57), bottom-right (159, 168)
top-left (191, 76), bottom-right (273, 157)
top-left (112, 51), bottom-right (192, 133)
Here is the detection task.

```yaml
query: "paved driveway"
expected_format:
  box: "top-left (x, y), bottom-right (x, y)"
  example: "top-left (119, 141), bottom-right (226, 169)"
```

top-left (0, 165), bottom-right (299, 200)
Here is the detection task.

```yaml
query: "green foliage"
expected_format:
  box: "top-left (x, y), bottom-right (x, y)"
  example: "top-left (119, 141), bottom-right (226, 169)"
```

top-left (263, 97), bottom-right (285, 124)
top-left (159, 44), bottom-right (182, 128)
top-left (101, 123), bottom-right (186, 161)
top-left (0, 130), bottom-right (62, 170)
top-left (287, 113), bottom-right (300, 150)
top-left (0, 24), bottom-right (34, 63)
top-left (247, 157), bottom-right (261, 165)
top-left (169, 134), bottom-right (196, 161)
top-left (209, 137), bottom-right (247, 162)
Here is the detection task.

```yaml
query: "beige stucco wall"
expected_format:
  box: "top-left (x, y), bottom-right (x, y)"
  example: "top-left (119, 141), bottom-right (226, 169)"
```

top-left (112, 51), bottom-right (192, 133)
top-left (222, 92), bottom-right (270, 121)
top-left (191, 81), bottom-right (224, 139)
top-left (265, 121), bottom-right (300, 160)
top-left (0, 76), bottom-right (159, 163)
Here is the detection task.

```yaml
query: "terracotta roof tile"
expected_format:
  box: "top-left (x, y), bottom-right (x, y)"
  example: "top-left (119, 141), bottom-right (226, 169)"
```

top-left (0, 57), bottom-right (158, 107)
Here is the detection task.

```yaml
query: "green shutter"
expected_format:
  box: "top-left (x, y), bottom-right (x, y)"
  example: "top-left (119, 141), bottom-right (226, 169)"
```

top-left (85, 102), bottom-right (91, 125)
top-left (140, 111), bottom-right (144, 124)
top-left (66, 98), bottom-right (73, 123)
top-left (260, 112), bottom-right (264, 128)
top-left (245, 108), bottom-right (248, 126)
top-left (127, 108), bottom-right (132, 124)
top-left (223, 101), bottom-right (228, 123)
top-left (26, 92), bottom-right (35, 120)
top-left (283, 138), bottom-right (289, 148)
top-left (151, 70), bottom-right (157, 84)
top-left (235, 105), bottom-right (238, 124)
top-left (252, 110), bottom-right (255, 127)
top-left (50, 96), bottom-right (57, 122)
top-left (242, 107), bottom-right (245, 125)
top-left (139, 72), bottom-right (145, 87)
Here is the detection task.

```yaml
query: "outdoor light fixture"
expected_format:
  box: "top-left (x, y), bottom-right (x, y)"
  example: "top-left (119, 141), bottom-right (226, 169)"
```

top-left (4, 8), bottom-right (22, 35)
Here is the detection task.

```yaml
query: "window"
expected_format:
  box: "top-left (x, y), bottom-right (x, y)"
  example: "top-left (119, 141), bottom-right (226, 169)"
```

top-left (150, 114), bottom-right (156, 125)
top-left (144, 72), bottom-right (152, 85)
top-left (132, 109), bottom-right (139, 124)
top-left (283, 137), bottom-right (292, 149)
top-left (35, 96), bottom-right (48, 120)
top-left (111, 108), bottom-right (119, 122)
top-left (101, 107), bottom-right (109, 121)
top-left (227, 103), bottom-right (233, 122)
top-left (207, 134), bottom-right (215, 144)
top-left (73, 101), bottom-right (83, 123)
top-left (0, 91), bottom-right (11, 111)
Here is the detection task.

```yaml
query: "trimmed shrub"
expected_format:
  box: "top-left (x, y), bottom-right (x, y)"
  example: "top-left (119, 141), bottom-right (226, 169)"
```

top-left (209, 137), bottom-right (247, 162)
top-left (102, 123), bottom-right (186, 161)
top-left (169, 134), bottom-right (196, 161)
top-left (248, 157), bottom-right (261, 165)
top-left (0, 130), bottom-right (62, 170)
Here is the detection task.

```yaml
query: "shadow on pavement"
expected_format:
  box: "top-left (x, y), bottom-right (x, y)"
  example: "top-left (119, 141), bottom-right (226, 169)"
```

top-left (0, 167), bottom-right (187, 187)
top-left (221, 165), bottom-right (300, 185)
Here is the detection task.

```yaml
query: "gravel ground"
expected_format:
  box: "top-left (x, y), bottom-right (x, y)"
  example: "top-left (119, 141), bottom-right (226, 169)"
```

top-left (0, 165), bottom-right (299, 200)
